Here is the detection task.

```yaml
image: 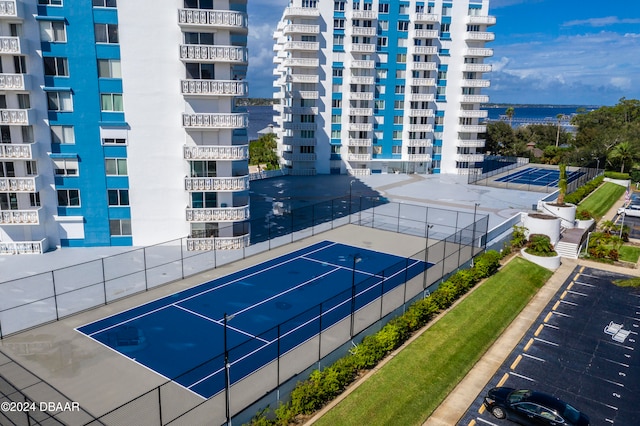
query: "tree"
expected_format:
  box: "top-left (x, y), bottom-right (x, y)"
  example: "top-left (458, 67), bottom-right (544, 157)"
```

top-left (557, 163), bottom-right (567, 205)
top-left (482, 121), bottom-right (515, 155)
top-left (555, 114), bottom-right (566, 147)
top-left (608, 141), bottom-right (636, 173)
top-left (249, 133), bottom-right (279, 170)
top-left (505, 107), bottom-right (515, 128)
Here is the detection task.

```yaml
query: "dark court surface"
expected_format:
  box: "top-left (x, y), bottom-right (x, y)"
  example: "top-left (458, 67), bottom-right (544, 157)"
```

top-left (459, 266), bottom-right (640, 426)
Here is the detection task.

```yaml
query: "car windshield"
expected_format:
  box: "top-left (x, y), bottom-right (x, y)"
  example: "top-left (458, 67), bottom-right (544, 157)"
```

top-left (508, 389), bottom-right (531, 404)
top-left (562, 403), bottom-right (581, 423)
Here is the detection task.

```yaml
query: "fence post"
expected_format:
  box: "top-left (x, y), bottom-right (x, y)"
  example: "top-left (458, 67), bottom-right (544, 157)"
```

top-left (143, 247), bottom-right (149, 291)
top-left (52, 271), bottom-right (59, 321)
top-left (180, 237), bottom-right (185, 279)
top-left (102, 258), bottom-right (108, 305)
top-left (158, 387), bottom-right (163, 426)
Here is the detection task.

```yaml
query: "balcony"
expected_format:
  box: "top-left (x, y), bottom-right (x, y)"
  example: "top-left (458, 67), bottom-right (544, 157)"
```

top-left (351, 27), bottom-right (376, 36)
top-left (347, 153), bottom-right (372, 162)
top-left (184, 175), bottom-right (249, 192)
top-left (186, 205), bottom-right (250, 222)
top-left (414, 29), bottom-right (439, 38)
top-left (458, 125), bottom-right (487, 133)
top-left (349, 108), bottom-right (372, 116)
top-left (181, 79), bottom-right (247, 97)
top-left (407, 139), bottom-right (432, 147)
top-left (407, 154), bottom-right (431, 162)
top-left (457, 153), bottom-right (485, 162)
top-left (282, 106), bottom-right (318, 115)
top-left (461, 94), bottom-right (489, 103)
top-left (412, 46), bottom-right (438, 55)
top-left (0, 176), bottom-right (38, 192)
top-left (350, 43), bottom-right (376, 53)
top-left (293, 90), bottom-right (319, 99)
top-left (459, 110), bottom-right (488, 119)
top-left (0, 36), bottom-right (23, 54)
top-left (461, 79), bottom-right (491, 88)
top-left (0, 1), bottom-right (18, 18)
top-left (183, 145), bottom-right (248, 161)
top-left (282, 137), bottom-right (316, 147)
top-left (348, 123), bottom-right (373, 132)
top-left (182, 113), bottom-right (248, 129)
top-left (465, 31), bottom-right (495, 41)
top-left (348, 138), bottom-right (372, 147)
top-left (283, 24), bottom-right (320, 34)
top-left (0, 73), bottom-right (26, 90)
top-left (407, 124), bottom-right (433, 132)
top-left (0, 143), bottom-right (33, 160)
top-left (290, 74), bottom-right (319, 84)
top-left (409, 78), bottom-right (435, 87)
top-left (462, 63), bottom-right (492, 73)
top-left (282, 152), bottom-right (317, 162)
top-left (186, 234), bottom-right (250, 251)
top-left (457, 139), bottom-right (486, 148)
top-left (284, 41), bottom-right (320, 51)
top-left (0, 239), bottom-right (46, 255)
top-left (0, 208), bottom-right (41, 225)
top-left (283, 7), bottom-right (320, 18)
top-left (408, 109), bottom-right (434, 117)
top-left (351, 10), bottom-right (377, 19)
top-left (466, 15), bottom-right (497, 26)
top-left (413, 13), bottom-right (439, 23)
top-left (0, 108), bottom-right (33, 125)
top-left (283, 122), bottom-right (316, 131)
top-left (349, 168), bottom-right (370, 176)
top-left (179, 45), bottom-right (248, 63)
top-left (350, 60), bottom-right (375, 68)
top-left (411, 62), bottom-right (437, 71)
top-left (282, 57), bottom-right (319, 68)
top-left (348, 92), bottom-right (374, 100)
top-left (408, 93), bottom-right (435, 102)
top-left (178, 9), bottom-right (247, 32)
top-left (350, 76), bottom-right (374, 85)
top-left (465, 48), bottom-right (494, 57)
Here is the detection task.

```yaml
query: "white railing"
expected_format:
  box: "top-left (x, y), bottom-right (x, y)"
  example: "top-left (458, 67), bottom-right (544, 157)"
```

top-left (457, 139), bottom-right (485, 148)
top-left (351, 27), bottom-right (376, 36)
top-left (282, 58), bottom-right (319, 67)
top-left (411, 62), bottom-right (437, 71)
top-left (414, 29), bottom-right (439, 38)
top-left (413, 13), bottom-right (439, 22)
top-left (182, 113), bottom-right (248, 129)
top-left (465, 48), bottom-right (494, 57)
top-left (407, 154), bottom-right (431, 162)
top-left (0, 73), bottom-right (24, 90)
top-left (408, 93), bottom-right (435, 101)
top-left (407, 139), bottom-right (432, 147)
top-left (184, 176), bottom-right (249, 192)
top-left (185, 205), bottom-right (250, 222)
top-left (0, 209), bottom-right (40, 225)
top-left (350, 43), bottom-right (376, 53)
top-left (409, 78), bottom-right (435, 86)
top-left (284, 41), bottom-right (319, 51)
top-left (462, 63), bottom-right (492, 72)
top-left (0, 109), bottom-right (30, 125)
top-left (457, 154), bottom-right (485, 162)
top-left (181, 79), bottom-right (247, 96)
top-left (283, 7), bottom-right (320, 17)
top-left (466, 15), bottom-right (497, 26)
top-left (348, 153), bottom-right (371, 162)
top-left (412, 46), bottom-right (438, 55)
top-left (0, 177), bottom-right (37, 192)
top-left (0, 0), bottom-right (17, 18)
top-left (461, 79), bottom-right (491, 88)
top-left (465, 31), bottom-right (495, 41)
top-left (459, 110), bottom-right (488, 118)
top-left (348, 168), bottom-right (371, 176)
top-left (283, 24), bottom-right (320, 34)
top-left (460, 95), bottom-right (489, 103)
top-left (348, 138), bottom-right (372, 147)
top-left (0, 239), bottom-right (45, 255)
top-left (186, 234), bottom-right (250, 251)
top-left (349, 108), bottom-right (372, 116)
top-left (350, 76), bottom-right (374, 85)
top-left (296, 90), bottom-right (319, 99)
top-left (351, 10), bottom-right (377, 19)
top-left (178, 9), bottom-right (247, 30)
top-left (0, 143), bottom-right (32, 160)
top-left (183, 145), bottom-right (248, 161)
top-left (458, 125), bottom-right (487, 133)
top-left (282, 106), bottom-right (318, 115)
top-left (290, 74), bottom-right (319, 83)
top-left (179, 45), bottom-right (248, 63)
top-left (0, 36), bottom-right (21, 54)
top-left (350, 60), bottom-right (375, 68)
top-left (407, 124), bottom-right (433, 132)
top-left (408, 109), bottom-right (434, 117)
top-left (348, 92), bottom-right (374, 100)
top-left (348, 123), bottom-right (373, 131)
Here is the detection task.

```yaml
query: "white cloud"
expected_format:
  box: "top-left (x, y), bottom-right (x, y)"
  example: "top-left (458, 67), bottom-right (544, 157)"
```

top-left (489, 0), bottom-right (543, 9)
top-left (562, 16), bottom-right (640, 27)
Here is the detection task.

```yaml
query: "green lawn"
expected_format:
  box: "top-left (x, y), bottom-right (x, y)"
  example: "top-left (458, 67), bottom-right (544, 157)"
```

top-left (619, 245), bottom-right (640, 263)
top-left (577, 182), bottom-right (627, 219)
top-left (313, 258), bottom-right (553, 426)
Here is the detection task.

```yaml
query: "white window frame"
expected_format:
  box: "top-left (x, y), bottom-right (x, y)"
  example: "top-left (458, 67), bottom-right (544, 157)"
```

top-left (94, 23), bottom-right (119, 44)
top-left (97, 59), bottom-right (121, 78)
top-left (47, 91), bottom-right (73, 112)
top-left (57, 189), bottom-right (80, 207)
top-left (43, 56), bottom-right (68, 77)
top-left (100, 93), bottom-right (124, 112)
top-left (107, 189), bottom-right (129, 206)
top-left (51, 125), bottom-right (75, 144)
top-left (109, 219), bottom-right (132, 236)
top-left (53, 159), bottom-right (78, 176)
top-left (38, 0), bottom-right (63, 5)
top-left (105, 158), bottom-right (128, 176)
top-left (39, 21), bottom-right (66, 43)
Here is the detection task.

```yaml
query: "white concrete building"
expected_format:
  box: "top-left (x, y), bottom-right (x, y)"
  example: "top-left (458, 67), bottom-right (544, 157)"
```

top-left (273, 0), bottom-right (494, 176)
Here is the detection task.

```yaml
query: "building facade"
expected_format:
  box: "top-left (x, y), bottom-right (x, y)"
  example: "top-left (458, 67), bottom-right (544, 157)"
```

top-left (0, 0), bottom-right (249, 254)
top-left (273, 0), bottom-right (494, 176)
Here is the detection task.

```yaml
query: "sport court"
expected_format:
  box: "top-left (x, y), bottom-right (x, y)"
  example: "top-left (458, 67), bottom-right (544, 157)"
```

top-left (495, 167), bottom-right (584, 187)
top-left (77, 240), bottom-right (428, 399)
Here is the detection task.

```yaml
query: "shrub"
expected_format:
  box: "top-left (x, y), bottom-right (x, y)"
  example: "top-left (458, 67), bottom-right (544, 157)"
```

top-left (564, 175), bottom-right (604, 205)
top-left (473, 251), bottom-right (501, 278)
top-left (526, 234), bottom-right (556, 257)
top-left (604, 171), bottom-right (630, 180)
top-left (511, 225), bottom-right (527, 249)
top-left (576, 209), bottom-right (593, 220)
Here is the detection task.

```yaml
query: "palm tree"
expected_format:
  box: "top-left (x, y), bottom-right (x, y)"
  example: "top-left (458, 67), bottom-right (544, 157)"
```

top-left (505, 107), bottom-right (515, 127)
top-left (557, 163), bottom-right (567, 205)
top-left (608, 141), bottom-right (634, 173)
top-left (555, 114), bottom-right (566, 147)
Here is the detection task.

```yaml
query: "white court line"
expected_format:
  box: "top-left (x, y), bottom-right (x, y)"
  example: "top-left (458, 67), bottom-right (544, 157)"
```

top-left (83, 241), bottom-right (339, 336)
top-left (301, 256), bottom-right (382, 278)
top-left (173, 305), bottom-right (269, 344)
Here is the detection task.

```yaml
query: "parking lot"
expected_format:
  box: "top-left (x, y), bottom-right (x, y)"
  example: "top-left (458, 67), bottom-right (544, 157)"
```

top-left (459, 265), bottom-right (640, 425)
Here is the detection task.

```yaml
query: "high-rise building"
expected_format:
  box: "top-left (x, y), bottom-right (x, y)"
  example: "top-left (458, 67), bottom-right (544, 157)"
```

top-left (273, 0), bottom-right (494, 176)
top-left (0, 0), bottom-right (250, 254)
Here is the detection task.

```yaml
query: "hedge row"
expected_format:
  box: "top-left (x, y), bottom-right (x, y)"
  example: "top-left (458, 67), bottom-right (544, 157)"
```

top-left (248, 250), bottom-right (502, 426)
top-left (604, 171), bottom-right (630, 180)
top-left (565, 175), bottom-right (604, 205)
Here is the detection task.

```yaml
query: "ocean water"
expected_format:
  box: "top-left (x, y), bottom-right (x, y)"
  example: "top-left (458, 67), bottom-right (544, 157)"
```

top-left (247, 105), bottom-right (596, 140)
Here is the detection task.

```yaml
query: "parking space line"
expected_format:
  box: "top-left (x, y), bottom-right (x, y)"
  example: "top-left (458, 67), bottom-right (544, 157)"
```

top-left (543, 323), bottom-right (559, 330)
top-left (534, 324), bottom-right (544, 336)
top-left (510, 372), bottom-right (536, 382)
top-left (602, 378), bottom-right (625, 387)
top-left (476, 418), bottom-right (499, 426)
top-left (524, 338), bottom-right (534, 351)
top-left (522, 353), bottom-right (545, 363)
top-left (478, 404), bottom-right (485, 414)
top-left (574, 280), bottom-right (595, 287)
top-left (566, 289), bottom-right (589, 297)
top-left (497, 373), bottom-right (509, 386)
top-left (574, 272), bottom-right (582, 281)
top-left (534, 337), bottom-right (559, 346)
top-left (560, 299), bottom-right (578, 306)
top-left (604, 358), bottom-right (629, 368)
top-left (551, 311), bottom-right (572, 318)
top-left (510, 354), bottom-right (522, 370)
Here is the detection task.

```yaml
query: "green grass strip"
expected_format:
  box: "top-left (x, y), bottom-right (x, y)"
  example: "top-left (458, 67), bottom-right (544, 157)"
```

top-left (577, 182), bottom-right (626, 219)
top-left (619, 245), bottom-right (640, 263)
top-left (314, 258), bottom-right (553, 426)
top-left (613, 277), bottom-right (640, 287)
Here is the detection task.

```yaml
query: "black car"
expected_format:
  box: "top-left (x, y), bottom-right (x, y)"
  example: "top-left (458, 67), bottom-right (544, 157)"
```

top-left (483, 387), bottom-right (590, 425)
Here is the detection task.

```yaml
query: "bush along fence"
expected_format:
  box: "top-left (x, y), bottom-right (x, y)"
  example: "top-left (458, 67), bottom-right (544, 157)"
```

top-left (247, 250), bottom-right (502, 426)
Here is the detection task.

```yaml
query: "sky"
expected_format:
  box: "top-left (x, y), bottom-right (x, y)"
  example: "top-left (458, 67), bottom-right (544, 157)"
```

top-left (246, 0), bottom-right (640, 106)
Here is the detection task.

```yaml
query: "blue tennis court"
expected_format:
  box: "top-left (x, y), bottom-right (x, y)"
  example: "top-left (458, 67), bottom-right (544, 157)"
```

top-left (496, 167), bottom-right (584, 186)
top-left (77, 241), bottom-right (428, 399)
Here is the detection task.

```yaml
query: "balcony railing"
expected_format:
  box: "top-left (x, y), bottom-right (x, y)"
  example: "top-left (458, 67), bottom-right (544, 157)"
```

top-left (0, 1), bottom-right (18, 18)
top-left (351, 27), bottom-right (377, 36)
top-left (0, 109), bottom-right (32, 125)
top-left (457, 154), bottom-right (485, 162)
top-left (186, 205), bottom-right (250, 222)
top-left (186, 234), bottom-right (250, 251)
top-left (282, 58), bottom-right (319, 67)
top-left (457, 139), bottom-right (486, 148)
top-left (184, 175), bottom-right (249, 192)
top-left (407, 154), bottom-right (431, 162)
top-left (462, 63), bottom-right (492, 73)
top-left (348, 138), bottom-right (372, 147)
top-left (461, 79), bottom-right (491, 88)
top-left (0, 208), bottom-right (41, 225)
top-left (183, 145), bottom-right (248, 161)
top-left (407, 139), bottom-right (433, 147)
top-left (0, 143), bottom-right (33, 160)
top-left (350, 43), bottom-right (376, 53)
top-left (407, 124), bottom-right (433, 132)
top-left (179, 45), bottom-right (248, 63)
top-left (282, 106), bottom-right (318, 115)
top-left (459, 110), bottom-right (488, 119)
top-left (347, 153), bottom-right (372, 162)
top-left (466, 15), bottom-right (497, 26)
top-left (283, 122), bottom-right (316, 131)
top-left (178, 9), bottom-right (247, 31)
top-left (0, 36), bottom-right (23, 54)
top-left (0, 73), bottom-right (25, 90)
top-left (284, 41), bottom-right (319, 51)
top-left (351, 10), bottom-right (377, 19)
top-left (408, 93), bottom-right (435, 102)
top-left (282, 137), bottom-right (316, 147)
top-left (283, 7), bottom-right (320, 18)
top-left (414, 29), bottom-right (439, 38)
top-left (348, 123), bottom-right (373, 132)
top-left (465, 48), bottom-right (493, 57)
top-left (182, 113), bottom-right (248, 129)
top-left (411, 62), bottom-right (437, 71)
top-left (0, 239), bottom-right (45, 255)
top-left (408, 109), bottom-right (434, 117)
top-left (350, 76), bottom-right (374, 85)
top-left (412, 46), bottom-right (438, 55)
top-left (181, 79), bottom-right (247, 97)
top-left (348, 92), bottom-right (374, 100)
top-left (283, 152), bottom-right (317, 162)
top-left (413, 13), bottom-right (439, 23)
top-left (294, 90), bottom-right (319, 99)
top-left (350, 60), bottom-right (375, 68)
top-left (290, 74), bottom-right (319, 83)
top-left (465, 31), bottom-right (495, 41)
top-left (461, 94), bottom-right (489, 103)
top-left (458, 125), bottom-right (487, 133)
top-left (283, 24), bottom-right (320, 34)
top-left (0, 176), bottom-right (37, 192)
top-left (409, 78), bottom-right (435, 87)
top-left (350, 108), bottom-right (372, 116)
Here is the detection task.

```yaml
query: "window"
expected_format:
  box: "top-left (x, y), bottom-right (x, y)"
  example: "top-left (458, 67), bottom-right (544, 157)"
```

top-left (44, 57), bottom-right (68, 77)
top-left (13, 56), bottom-right (26, 74)
top-left (300, 115), bottom-right (315, 123)
top-left (190, 161), bottom-right (216, 177)
top-left (396, 53), bottom-right (406, 63)
top-left (22, 126), bottom-right (34, 143)
top-left (374, 100), bottom-right (384, 109)
top-left (98, 59), bottom-right (121, 78)
top-left (110, 219), bottom-right (132, 236)
top-left (392, 145), bottom-right (402, 153)
top-left (57, 189), bottom-right (80, 206)
top-left (300, 130), bottom-right (314, 138)
top-left (102, 137), bottom-right (126, 145)
top-left (395, 85), bottom-right (405, 94)
top-left (300, 146), bottom-right (314, 154)
top-left (47, 91), bottom-right (73, 111)
top-left (185, 62), bottom-right (214, 79)
top-left (333, 34), bottom-right (344, 46)
top-left (51, 125), bottom-right (74, 144)
top-left (53, 159), bottom-right (78, 176)
top-left (394, 100), bottom-right (404, 109)
top-left (0, 193), bottom-right (18, 210)
top-left (40, 21), bottom-right (66, 42)
top-left (38, 0), bottom-right (62, 5)
top-left (378, 20), bottom-right (388, 31)
top-left (398, 21), bottom-right (409, 31)
top-left (17, 94), bottom-right (30, 109)
top-left (9, 24), bottom-right (21, 37)
top-left (377, 37), bottom-right (388, 48)
top-left (101, 93), bottom-right (124, 112)
top-left (108, 189), bottom-right (129, 206)
top-left (334, 1), bottom-right (345, 11)
top-left (29, 192), bottom-right (40, 207)
top-left (442, 5), bottom-right (452, 16)
top-left (95, 23), bottom-right (119, 44)
top-left (378, 3), bottom-right (389, 13)
top-left (0, 126), bottom-right (10, 143)
top-left (92, 0), bottom-right (117, 6)
top-left (302, 0), bottom-right (317, 7)
top-left (25, 161), bottom-right (37, 176)
top-left (332, 99), bottom-right (342, 108)
top-left (331, 114), bottom-right (341, 123)
top-left (184, 32), bottom-right (213, 45)
top-left (334, 19), bottom-right (345, 29)
top-left (184, 0), bottom-right (213, 8)
top-left (105, 158), bottom-right (127, 175)
top-left (191, 192), bottom-right (216, 208)
top-left (399, 4), bottom-right (409, 14)
top-left (393, 115), bottom-right (403, 124)
top-left (331, 130), bottom-right (341, 138)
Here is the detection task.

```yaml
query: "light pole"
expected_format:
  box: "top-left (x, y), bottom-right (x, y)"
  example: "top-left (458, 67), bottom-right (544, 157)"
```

top-left (224, 312), bottom-right (236, 426)
top-left (350, 254), bottom-right (362, 338)
top-left (423, 224), bottom-right (434, 295)
top-left (349, 179), bottom-right (356, 220)
top-left (619, 212), bottom-right (625, 239)
top-left (472, 203), bottom-right (480, 256)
